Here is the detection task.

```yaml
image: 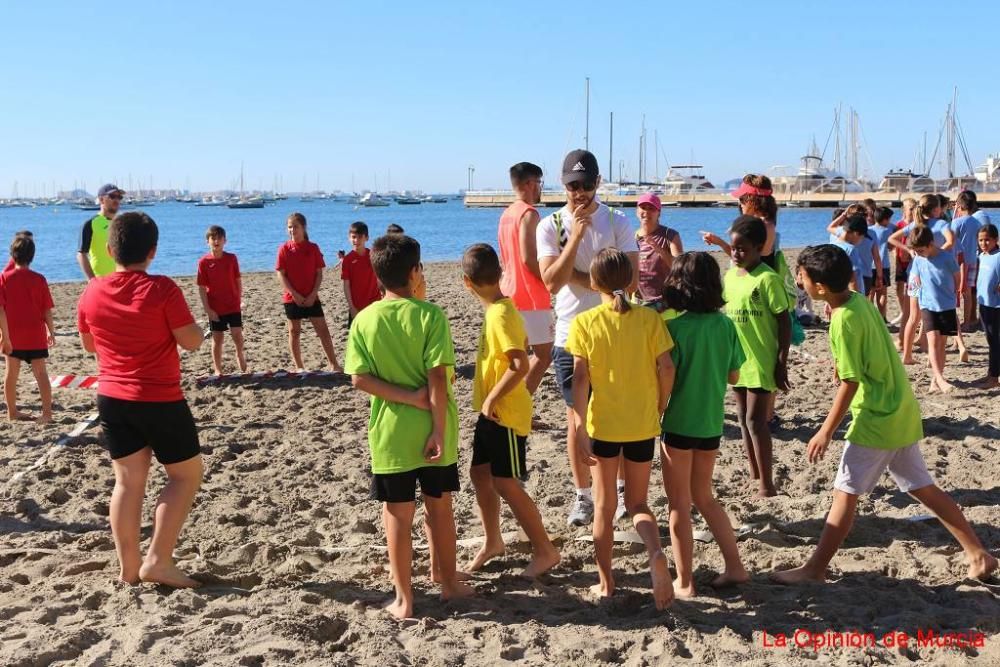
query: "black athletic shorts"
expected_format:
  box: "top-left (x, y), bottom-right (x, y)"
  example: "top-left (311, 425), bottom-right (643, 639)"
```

top-left (879, 268), bottom-right (890, 289)
top-left (662, 432), bottom-right (721, 452)
top-left (283, 301), bottom-right (324, 320)
top-left (370, 463), bottom-right (460, 503)
top-left (863, 275), bottom-right (875, 296)
top-left (97, 395), bottom-right (200, 465)
top-left (920, 308), bottom-right (958, 336)
top-left (592, 438), bottom-right (656, 463)
top-left (209, 312), bottom-right (243, 332)
top-left (8, 349), bottom-right (48, 362)
top-left (895, 262), bottom-right (910, 284)
top-left (470, 414), bottom-right (528, 480)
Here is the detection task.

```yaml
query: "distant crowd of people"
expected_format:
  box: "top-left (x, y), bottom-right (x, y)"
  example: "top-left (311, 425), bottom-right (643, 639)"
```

top-left (0, 149), bottom-right (996, 613)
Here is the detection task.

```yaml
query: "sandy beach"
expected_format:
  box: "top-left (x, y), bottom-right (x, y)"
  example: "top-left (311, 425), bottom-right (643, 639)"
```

top-left (1, 254), bottom-right (998, 666)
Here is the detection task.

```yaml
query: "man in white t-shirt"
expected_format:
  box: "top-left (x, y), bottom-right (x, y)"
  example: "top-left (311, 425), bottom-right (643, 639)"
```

top-left (536, 149), bottom-right (638, 526)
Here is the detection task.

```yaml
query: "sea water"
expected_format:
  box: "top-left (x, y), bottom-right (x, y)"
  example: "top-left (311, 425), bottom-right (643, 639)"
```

top-left (0, 199), bottom-right (908, 283)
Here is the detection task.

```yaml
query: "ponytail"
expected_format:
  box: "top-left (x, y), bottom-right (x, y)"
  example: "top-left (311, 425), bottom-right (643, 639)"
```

top-left (590, 248), bottom-right (634, 313)
top-left (610, 289), bottom-right (632, 313)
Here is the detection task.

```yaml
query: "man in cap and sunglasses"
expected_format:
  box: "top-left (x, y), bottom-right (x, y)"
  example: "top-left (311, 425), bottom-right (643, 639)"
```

top-left (536, 149), bottom-right (638, 526)
top-left (77, 184), bottom-right (124, 280)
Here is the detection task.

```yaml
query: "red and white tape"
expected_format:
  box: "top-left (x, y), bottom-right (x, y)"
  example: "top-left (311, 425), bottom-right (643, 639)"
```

top-left (50, 375), bottom-right (99, 390)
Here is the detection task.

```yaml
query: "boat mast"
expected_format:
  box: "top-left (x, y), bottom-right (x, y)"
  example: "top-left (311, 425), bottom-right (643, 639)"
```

top-left (608, 112), bottom-right (613, 182)
top-left (584, 77), bottom-right (590, 151)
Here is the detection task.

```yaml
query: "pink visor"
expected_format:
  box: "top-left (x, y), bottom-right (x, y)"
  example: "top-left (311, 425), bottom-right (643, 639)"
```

top-left (731, 182), bottom-right (773, 198)
top-left (636, 193), bottom-right (661, 211)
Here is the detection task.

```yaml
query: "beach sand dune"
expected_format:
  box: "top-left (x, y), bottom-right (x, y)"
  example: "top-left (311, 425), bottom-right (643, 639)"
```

top-left (1, 256), bottom-right (998, 665)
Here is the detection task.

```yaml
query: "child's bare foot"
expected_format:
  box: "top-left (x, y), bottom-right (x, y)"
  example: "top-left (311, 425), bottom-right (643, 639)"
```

top-left (711, 570), bottom-right (750, 587)
top-left (432, 569), bottom-right (472, 583)
top-left (650, 551), bottom-right (675, 609)
top-left (589, 579), bottom-right (615, 599)
top-left (771, 565), bottom-right (826, 585)
top-left (385, 595), bottom-right (413, 620)
top-left (441, 580), bottom-right (475, 601)
top-left (959, 349), bottom-right (970, 363)
top-left (466, 540), bottom-right (505, 572)
top-left (902, 356), bottom-right (916, 365)
top-left (973, 376), bottom-right (1000, 390)
top-left (936, 379), bottom-right (955, 394)
top-left (138, 561), bottom-right (200, 588)
top-left (7, 411), bottom-right (31, 422)
top-left (521, 547), bottom-right (560, 579)
top-left (672, 580), bottom-right (696, 599)
top-left (37, 413), bottom-right (52, 425)
top-left (330, 363), bottom-right (344, 374)
top-left (927, 382), bottom-right (939, 394)
top-left (756, 486), bottom-right (778, 498)
top-left (968, 552), bottom-right (998, 580)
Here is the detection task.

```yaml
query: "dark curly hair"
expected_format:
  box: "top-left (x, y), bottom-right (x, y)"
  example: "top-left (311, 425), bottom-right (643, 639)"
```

top-left (662, 252), bottom-right (724, 313)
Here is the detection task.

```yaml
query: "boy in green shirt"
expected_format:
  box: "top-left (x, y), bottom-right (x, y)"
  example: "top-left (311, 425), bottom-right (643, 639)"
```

top-left (462, 243), bottom-right (560, 578)
top-left (773, 244), bottom-right (996, 584)
top-left (345, 234), bottom-right (474, 619)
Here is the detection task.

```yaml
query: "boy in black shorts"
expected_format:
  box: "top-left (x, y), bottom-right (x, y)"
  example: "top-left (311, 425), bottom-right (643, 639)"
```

top-left (77, 211), bottom-right (206, 588)
top-left (461, 244), bottom-right (560, 578)
top-left (196, 226), bottom-right (247, 375)
top-left (345, 234), bottom-right (474, 619)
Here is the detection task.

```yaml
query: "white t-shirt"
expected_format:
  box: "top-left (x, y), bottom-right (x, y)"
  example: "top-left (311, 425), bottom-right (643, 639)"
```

top-left (536, 200), bottom-right (635, 345)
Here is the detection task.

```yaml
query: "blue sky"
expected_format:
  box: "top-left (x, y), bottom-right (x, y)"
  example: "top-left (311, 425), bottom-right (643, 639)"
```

top-left (2, 1), bottom-right (998, 195)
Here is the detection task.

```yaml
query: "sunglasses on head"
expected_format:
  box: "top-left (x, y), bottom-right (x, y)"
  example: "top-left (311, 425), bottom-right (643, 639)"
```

top-left (567, 181), bottom-right (596, 192)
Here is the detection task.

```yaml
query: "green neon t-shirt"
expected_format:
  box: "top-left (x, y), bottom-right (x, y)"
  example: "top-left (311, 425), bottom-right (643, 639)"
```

top-left (722, 263), bottom-right (788, 391)
top-left (344, 297), bottom-right (459, 474)
top-left (662, 311), bottom-right (745, 438)
top-left (81, 215), bottom-right (115, 277)
top-left (829, 293), bottom-right (923, 449)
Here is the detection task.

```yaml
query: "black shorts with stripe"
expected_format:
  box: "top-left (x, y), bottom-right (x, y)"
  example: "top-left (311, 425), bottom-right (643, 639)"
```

top-left (470, 414), bottom-right (528, 480)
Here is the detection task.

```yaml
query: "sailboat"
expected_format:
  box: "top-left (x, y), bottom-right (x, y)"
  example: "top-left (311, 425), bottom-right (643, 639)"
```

top-left (228, 164), bottom-right (265, 209)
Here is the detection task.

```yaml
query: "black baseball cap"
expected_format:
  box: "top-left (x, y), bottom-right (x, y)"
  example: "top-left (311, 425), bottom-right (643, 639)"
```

top-left (561, 149), bottom-right (600, 185)
top-left (97, 183), bottom-right (124, 198)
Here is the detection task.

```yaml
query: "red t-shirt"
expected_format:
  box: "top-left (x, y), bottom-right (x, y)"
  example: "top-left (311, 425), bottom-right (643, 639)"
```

top-left (341, 250), bottom-right (381, 312)
top-left (196, 252), bottom-right (241, 315)
top-left (895, 220), bottom-right (911, 266)
top-left (0, 268), bottom-right (53, 350)
top-left (77, 272), bottom-right (195, 402)
top-left (275, 241), bottom-right (325, 304)
top-left (2, 258), bottom-right (15, 276)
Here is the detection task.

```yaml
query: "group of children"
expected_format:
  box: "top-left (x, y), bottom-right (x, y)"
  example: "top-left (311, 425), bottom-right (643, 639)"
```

top-left (1, 186), bottom-right (997, 617)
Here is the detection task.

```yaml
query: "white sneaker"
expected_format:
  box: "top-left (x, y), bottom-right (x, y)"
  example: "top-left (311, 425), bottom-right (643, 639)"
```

top-left (567, 494), bottom-right (594, 527)
top-left (614, 486), bottom-right (628, 522)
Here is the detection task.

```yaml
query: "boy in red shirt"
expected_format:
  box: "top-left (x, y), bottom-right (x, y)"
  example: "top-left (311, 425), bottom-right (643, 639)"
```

top-left (197, 225), bottom-right (247, 375)
top-left (3, 230), bottom-right (33, 277)
top-left (0, 235), bottom-right (55, 423)
top-left (341, 221), bottom-right (381, 327)
top-left (77, 211), bottom-right (205, 588)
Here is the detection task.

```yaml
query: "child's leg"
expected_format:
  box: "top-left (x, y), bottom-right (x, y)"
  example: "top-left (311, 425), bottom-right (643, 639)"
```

top-left (309, 317), bottom-right (342, 372)
top-left (896, 283), bottom-right (910, 348)
top-left (4, 356), bottom-right (24, 420)
top-left (139, 454), bottom-right (203, 588)
top-left (733, 388), bottom-right (759, 481)
top-left (29, 359), bottom-right (52, 423)
top-left (422, 492), bottom-right (474, 600)
top-left (955, 325), bottom-right (969, 363)
top-left (566, 406), bottom-right (591, 493)
top-left (977, 305), bottom-right (1000, 387)
top-left (525, 342), bottom-right (553, 395)
top-left (621, 450), bottom-right (673, 609)
top-left (467, 463), bottom-right (505, 571)
top-left (382, 500), bottom-right (416, 619)
top-left (591, 452), bottom-right (619, 598)
top-left (211, 332), bottom-right (225, 375)
top-left (230, 327), bottom-right (248, 372)
top-left (690, 449), bottom-right (748, 586)
top-left (745, 390), bottom-right (776, 497)
top-left (492, 477), bottom-right (560, 578)
top-left (772, 490), bottom-right (859, 583)
top-left (926, 330), bottom-right (953, 392)
top-left (661, 445), bottom-right (695, 597)
top-left (287, 319), bottom-right (304, 369)
top-left (908, 484), bottom-right (998, 579)
top-left (110, 448), bottom-right (153, 584)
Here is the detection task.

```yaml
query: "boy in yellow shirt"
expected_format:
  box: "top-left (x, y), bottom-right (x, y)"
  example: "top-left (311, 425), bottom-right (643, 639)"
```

top-left (462, 244), bottom-right (561, 579)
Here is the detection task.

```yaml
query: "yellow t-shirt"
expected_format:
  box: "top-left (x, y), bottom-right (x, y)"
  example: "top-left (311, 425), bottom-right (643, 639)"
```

top-left (472, 298), bottom-right (533, 436)
top-left (566, 302), bottom-right (673, 442)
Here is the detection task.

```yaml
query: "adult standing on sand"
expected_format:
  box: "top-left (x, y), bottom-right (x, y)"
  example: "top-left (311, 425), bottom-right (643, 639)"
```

top-left (536, 149), bottom-right (637, 527)
top-left (497, 162), bottom-right (554, 394)
top-left (77, 184), bottom-right (122, 280)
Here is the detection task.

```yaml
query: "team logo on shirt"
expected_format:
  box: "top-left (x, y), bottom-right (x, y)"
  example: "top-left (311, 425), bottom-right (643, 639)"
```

top-left (751, 287), bottom-right (762, 305)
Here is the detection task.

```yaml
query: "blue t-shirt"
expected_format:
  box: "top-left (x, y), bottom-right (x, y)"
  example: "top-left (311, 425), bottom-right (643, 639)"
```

top-left (973, 209), bottom-right (992, 227)
top-left (856, 231), bottom-right (877, 277)
top-left (977, 250), bottom-right (1000, 308)
top-left (951, 215), bottom-right (981, 265)
top-left (834, 239), bottom-right (865, 291)
top-left (902, 219), bottom-right (952, 255)
top-left (871, 224), bottom-right (893, 270)
top-left (912, 252), bottom-right (960, 311)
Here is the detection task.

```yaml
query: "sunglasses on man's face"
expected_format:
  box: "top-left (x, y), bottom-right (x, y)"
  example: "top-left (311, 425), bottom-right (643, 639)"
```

top-left (567, 181), bottom-right (596, 193)
top-left (107, 194), bottom-right (122, 201)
